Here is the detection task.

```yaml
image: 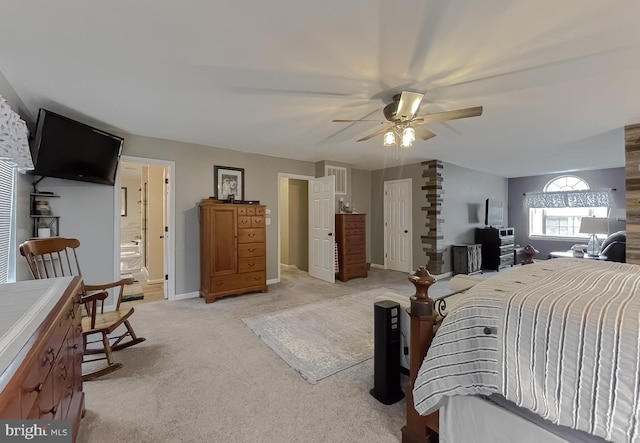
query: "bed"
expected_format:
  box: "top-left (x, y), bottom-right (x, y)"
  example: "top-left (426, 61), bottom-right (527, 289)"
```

top-left (402, 259), bottom-right (640, 443)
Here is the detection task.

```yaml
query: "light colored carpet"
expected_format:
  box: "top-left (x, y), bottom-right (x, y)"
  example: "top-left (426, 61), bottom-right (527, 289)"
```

top-left (77, 266), bottom-right (498, 443)
top-left (243, 287), bottom-right (396, 383)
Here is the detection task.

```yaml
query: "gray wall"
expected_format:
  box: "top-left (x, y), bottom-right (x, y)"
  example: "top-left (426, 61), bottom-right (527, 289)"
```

top-left (370, 162), bottom-right (424, 268)
top-left (46, 135), bottom-right (309, 290)
top-left (351, 168), bottom-right (372, 263)
top-left (508, 167), bottom-right (626, 259)
top-left (441, 163), bottom-right (508, 273)
top-left (370, 161), bottom-right (508, 274)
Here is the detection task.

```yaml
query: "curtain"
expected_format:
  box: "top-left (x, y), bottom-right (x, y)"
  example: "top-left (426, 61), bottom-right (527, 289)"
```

top-left (524, 189), bottom-right (613, 208)
top-left (0, 94), bottom-right (33, 171)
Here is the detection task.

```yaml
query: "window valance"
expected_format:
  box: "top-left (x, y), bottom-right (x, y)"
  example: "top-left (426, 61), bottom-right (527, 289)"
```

top-left (524, 189), bottom-right (613, 208)
top-left (0, 95), bottom-right (33, 171)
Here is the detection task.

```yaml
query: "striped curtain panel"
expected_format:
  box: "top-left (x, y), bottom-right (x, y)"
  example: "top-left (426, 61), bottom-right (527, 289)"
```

top-left (0, 160), bottom-right (14, 283)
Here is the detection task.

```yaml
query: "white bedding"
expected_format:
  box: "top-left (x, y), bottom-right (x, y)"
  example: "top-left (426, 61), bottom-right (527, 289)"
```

top-left (413, 259), bottom-right (640, 443)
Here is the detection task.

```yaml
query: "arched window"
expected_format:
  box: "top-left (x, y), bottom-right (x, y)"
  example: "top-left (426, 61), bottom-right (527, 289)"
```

top-left (529, 175), bottom-right (608, 239)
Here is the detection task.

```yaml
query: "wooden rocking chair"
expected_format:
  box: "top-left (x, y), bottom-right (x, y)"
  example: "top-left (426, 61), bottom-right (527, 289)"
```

top-left (19, 237), bottom-right (146, 381)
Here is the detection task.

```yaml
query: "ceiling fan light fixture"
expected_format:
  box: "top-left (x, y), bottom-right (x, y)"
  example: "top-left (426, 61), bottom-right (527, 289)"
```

top-left (383, 130), bottom-right (396, 146)
top-left (402, 127), bottom-right (415, 146)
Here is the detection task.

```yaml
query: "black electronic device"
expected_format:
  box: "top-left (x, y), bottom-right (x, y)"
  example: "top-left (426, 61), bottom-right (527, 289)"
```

top-left (370, 300), bottom-right (405, 405)
top-left (484, 197), bottom-right (504, 226)
top-left (29, 108), bottom-right (124, 186)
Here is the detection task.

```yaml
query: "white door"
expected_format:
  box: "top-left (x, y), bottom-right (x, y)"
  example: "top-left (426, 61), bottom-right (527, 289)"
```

top-left (308, 175), bottom-right (335, 283)
top-left (384, 179), bottom-right (412, 272)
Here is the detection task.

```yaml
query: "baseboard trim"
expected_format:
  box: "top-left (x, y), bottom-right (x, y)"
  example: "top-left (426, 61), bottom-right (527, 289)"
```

top-left (173, 291), bottom-right (199, 301)
top-left (370, 263), bottom-right (385, 269)
top-left (267, 278), bottom-right (279, 285)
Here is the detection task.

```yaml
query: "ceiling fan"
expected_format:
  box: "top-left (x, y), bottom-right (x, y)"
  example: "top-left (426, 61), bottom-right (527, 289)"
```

top-left (332, 91), bottom-right (483, 147)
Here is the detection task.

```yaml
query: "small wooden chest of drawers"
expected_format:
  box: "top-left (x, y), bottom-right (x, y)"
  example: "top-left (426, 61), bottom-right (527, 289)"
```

top-left (335, 213), bottom-right (368, 282)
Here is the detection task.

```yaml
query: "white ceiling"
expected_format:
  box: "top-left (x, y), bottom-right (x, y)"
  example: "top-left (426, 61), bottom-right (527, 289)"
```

top-left (2, 0), bottom-right (640, 177)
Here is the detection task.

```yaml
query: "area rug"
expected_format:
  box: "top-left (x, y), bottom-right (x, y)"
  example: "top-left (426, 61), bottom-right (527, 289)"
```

top-left (242, 287), bottom-right (399, 383)
top-left (122, 280), bottom-right (144, 302)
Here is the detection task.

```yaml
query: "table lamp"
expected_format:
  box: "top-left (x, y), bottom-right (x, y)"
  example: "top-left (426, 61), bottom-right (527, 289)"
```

top-left (579, 217), bottom-right (609, 257)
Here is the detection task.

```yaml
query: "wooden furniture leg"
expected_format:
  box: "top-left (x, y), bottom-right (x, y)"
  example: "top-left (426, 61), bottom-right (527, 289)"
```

top-left (402, 266), bottom-right (439, 443)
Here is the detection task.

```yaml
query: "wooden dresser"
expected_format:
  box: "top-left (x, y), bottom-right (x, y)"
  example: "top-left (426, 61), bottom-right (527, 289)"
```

top-left (335, 213), bottom-right (368, 282)
top-left (0, 276), bottom-right (84, 442)
top-left (199, 199), bottom-right (268, 303)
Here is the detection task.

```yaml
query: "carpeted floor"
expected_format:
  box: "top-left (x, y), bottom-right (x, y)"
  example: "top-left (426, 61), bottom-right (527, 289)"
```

top-left (77, 266), bottom-right (491, 443)
top-left (243, 287), bottom-right (393, 383)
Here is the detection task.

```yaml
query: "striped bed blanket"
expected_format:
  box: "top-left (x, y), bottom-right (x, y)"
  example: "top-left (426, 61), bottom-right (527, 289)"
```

top-left (413, 259), bottom-right (640, 443)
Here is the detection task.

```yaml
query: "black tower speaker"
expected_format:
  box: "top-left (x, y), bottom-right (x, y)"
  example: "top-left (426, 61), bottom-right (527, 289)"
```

top-left (370, 300), bottom-right (405, 404)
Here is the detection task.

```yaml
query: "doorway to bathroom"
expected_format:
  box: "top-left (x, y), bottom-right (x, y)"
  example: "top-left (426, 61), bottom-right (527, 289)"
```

top-left (115, 156), bottom-right (175, 303)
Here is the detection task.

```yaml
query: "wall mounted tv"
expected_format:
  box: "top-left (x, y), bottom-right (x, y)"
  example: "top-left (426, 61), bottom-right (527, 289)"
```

top-left (30, 108), bottom-right (124, 186)
top-left (484, 198), bottom-right (504, 226)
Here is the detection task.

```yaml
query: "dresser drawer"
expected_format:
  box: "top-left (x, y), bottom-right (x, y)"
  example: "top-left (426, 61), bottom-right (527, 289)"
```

top-left (345, 235), bottom-right (365, 246)
top-left (251, 216), bottom-right (265, 228)
top-left (0, 385), bottom-right (21, 418)
top-left (500, 254), bottom-right (514, 267)
top-left (238, 216), bottom-right (252, 228)
top-left (238, 229), bottom-right (265, 243)
top-left (211, 271), bottom-right (266, 292)
top-left (345, 218), bottom-right (365, 229)
top-left (238, 207), bottom-right (260, 216)
top-left (238, 243), bottom-right (265, 258)
top-left (345, 228), bottom-right (365, 237)
top-left (238, 257), bottom-right (265, 273)
top-left (343, 253), bottom-right (366, 265)
top-left (345, 243), bottom-right (366, 255)
top-left (344, 263), bottom-right (367, 277)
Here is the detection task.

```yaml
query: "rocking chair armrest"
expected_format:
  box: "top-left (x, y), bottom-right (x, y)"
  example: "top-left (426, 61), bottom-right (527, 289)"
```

top-left (85, 278), bottom-right (134, 292)
top-left (81, 291), bottom-right (109, 304)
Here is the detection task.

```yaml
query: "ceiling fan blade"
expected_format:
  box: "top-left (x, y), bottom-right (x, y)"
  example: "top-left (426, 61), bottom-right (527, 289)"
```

top-left (357, 126), bottom-right (392, 142)
top-left (332, 119), bottom-right (388, 124)
top-left (414, 106), bottom-right (483, 124)
top-left (395, 91), bottom-right (424, 121)
top-left (412, 125), bottom-right (437, 141)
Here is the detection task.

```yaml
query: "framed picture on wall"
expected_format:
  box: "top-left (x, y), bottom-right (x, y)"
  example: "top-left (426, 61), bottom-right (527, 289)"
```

top-left (214, 166), bottom-right (244, 201)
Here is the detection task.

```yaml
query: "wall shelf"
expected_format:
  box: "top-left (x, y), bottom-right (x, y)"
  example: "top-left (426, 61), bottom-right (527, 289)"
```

top-left (30, 192), bottom-right (61, 238)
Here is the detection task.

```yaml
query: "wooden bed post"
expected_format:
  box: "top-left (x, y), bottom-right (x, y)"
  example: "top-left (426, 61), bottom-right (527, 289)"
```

top-left (402, 266), bottom-right (439, 443)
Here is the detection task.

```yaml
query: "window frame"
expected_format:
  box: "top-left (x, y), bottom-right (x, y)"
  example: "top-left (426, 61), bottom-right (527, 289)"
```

top-left (528, 175), bottom-right (608, 242)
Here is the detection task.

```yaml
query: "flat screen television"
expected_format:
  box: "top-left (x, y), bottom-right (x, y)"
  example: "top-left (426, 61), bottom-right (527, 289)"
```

top-left (30, 109), bottom-right (124, 186)
top-left (485, 198), bottom-right (504, 226)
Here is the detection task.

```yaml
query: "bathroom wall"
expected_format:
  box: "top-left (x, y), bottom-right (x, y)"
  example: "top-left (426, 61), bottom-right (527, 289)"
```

top-left (120, 175), bottom-right (142, 245)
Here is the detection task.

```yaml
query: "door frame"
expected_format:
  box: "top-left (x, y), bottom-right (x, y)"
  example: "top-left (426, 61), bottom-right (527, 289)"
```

top-left (277, 173), bottom-right (314, 283)
top-left (383, 178), bottom-right (413, 272)
top-left (114, 156), bottom-right (176, 301)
